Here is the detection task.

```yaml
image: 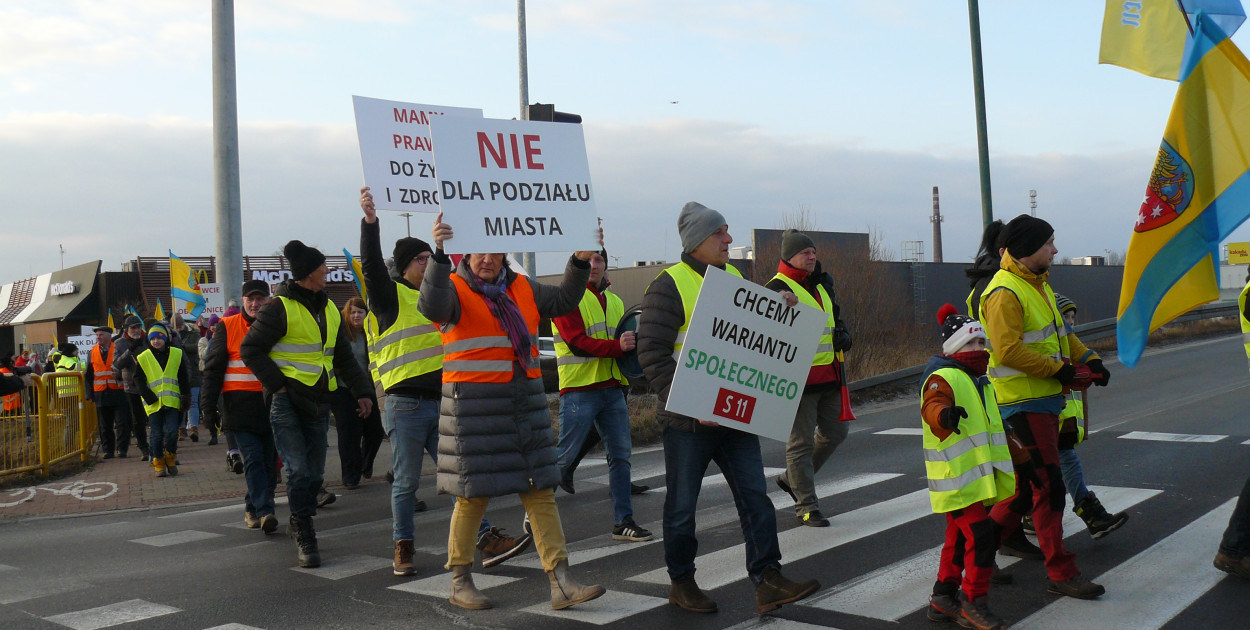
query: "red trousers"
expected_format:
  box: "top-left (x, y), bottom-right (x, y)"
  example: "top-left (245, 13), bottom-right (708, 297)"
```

top-left (990, 411), bottom-right (1079, 582)
top-left (937, 501), bottom-right (998, 598)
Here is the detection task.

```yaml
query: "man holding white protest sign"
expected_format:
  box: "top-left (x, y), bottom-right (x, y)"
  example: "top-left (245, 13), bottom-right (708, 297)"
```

top-left (637, 201), bottom-right (821, 615)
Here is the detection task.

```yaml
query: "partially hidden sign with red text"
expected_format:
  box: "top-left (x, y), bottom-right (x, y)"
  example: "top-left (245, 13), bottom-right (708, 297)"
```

top-left (665, 266), bottom-right (826, 442)
top-left (352, 96), bottom-right (482, 213)
top-left (428, 116), bottom-right (600, 254)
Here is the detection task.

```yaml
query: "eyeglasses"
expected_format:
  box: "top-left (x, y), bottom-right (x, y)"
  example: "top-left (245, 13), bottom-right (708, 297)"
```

top-left (415, 254), bottom-right (431, 264)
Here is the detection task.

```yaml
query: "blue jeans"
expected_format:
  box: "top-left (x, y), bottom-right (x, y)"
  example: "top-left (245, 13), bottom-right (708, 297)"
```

top-left (385, 395), bottom-right (440, 541)
top-left (558, 388), bottom-right (633, 524)
top-left (269, 393), bottom-right (329, 518)
top-left (662, 427), bottom-right (781, 585)
top-left (1058, 447), bottom-right (1089, 505)
top-left (232, 429), bottom-right (279, 516)
top-left (185, 386), bottom-right (201, 427)
top-left (1221, 474), bottom-right (1250, 557)
top-left (148, 407), bottom-right (180, 458)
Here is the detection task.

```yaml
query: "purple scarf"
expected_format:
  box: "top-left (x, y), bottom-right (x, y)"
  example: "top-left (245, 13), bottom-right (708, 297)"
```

top-left (474, 272), bottom-right (531, 367)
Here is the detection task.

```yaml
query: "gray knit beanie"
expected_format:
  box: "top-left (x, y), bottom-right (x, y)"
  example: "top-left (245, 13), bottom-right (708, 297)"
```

top-left (780, 229), bottom-right (816, 261)
top-left (678, 201), bottom-right (728, 253)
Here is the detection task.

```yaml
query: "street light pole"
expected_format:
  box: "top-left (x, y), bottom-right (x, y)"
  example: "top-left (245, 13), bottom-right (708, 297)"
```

top-left (968, 0), bottom-right (994, 228)
top-left (212, 0), bottom-right (244, 304)
top-left (517, 0), bottom-right (536, 276)
top-left (398, 212), bottom-right (413, 237)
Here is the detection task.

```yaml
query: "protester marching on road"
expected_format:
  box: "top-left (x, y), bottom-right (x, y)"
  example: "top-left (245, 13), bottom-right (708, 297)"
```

top-left (330, 297), bottom-right (385, 490)
top-left (358, 188), bottom-right (530, 579)
top-left (765, 229), bottom-right (853, 528)
top-left (84, 325), bottom-right (131, 459)
top-left (976, 214), bottom-right (1111, 600)
top-left (201, 280), bottom-right (281, 535)
top-left (196, 313), bottom-right (222, 446)
top-left (636, 201), bottom-right (820, 614)
top-left (551, 247), bottom-right (652, 542)
top-left (921, 304), bottom-right (1015, 630)
top-left (1214, 278), bottom-right (1250, 581)
top-left (134, 323), bottom-right (191, 478)
top-left (113, 315), bottom-right (152, 461)
top-left (241, 240), bottom-right (375, 569)
top-left (417, 210), bottom-right (605, 611)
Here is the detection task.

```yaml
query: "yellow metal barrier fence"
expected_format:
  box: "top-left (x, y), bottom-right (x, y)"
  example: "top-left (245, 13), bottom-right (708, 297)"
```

top-left (0, 373), bottom-right (96, 479)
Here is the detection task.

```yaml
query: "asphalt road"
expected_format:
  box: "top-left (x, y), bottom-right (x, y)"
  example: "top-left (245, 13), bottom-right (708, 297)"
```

top-left (1, 334), bottom-right (1249, 630)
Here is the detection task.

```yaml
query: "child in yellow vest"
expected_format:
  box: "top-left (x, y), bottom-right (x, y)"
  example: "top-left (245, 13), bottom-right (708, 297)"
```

top-left (921, 305), bottom-right (1016, 630)
top-left (135, 324), bottom-right (190, 477)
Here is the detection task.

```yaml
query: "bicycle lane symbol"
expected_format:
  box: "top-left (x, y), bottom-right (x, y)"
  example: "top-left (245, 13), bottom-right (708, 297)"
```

top-left (0, 481), bottom-right (119, 508)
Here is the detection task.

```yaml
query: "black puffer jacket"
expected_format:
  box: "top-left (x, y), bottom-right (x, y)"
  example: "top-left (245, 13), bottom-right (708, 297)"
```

top-left (112, 332), bottom-right (150, 395)
top-left (637, 253), bottom-right (739, 434)
top-left (240, 280), bottom-right (371, 419)
top-left (417, 253), bottom-right (588, 498)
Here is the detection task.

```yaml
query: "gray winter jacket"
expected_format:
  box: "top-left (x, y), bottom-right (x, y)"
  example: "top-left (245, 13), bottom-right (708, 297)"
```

top-left (418, 253), bottom-right (589, 498)
top-left (112, 332), bottom-right (150, 395)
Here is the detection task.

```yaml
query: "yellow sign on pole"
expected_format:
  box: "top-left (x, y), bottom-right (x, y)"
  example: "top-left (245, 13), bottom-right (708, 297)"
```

top-left (1229, 242), bottom-right (1250, 264)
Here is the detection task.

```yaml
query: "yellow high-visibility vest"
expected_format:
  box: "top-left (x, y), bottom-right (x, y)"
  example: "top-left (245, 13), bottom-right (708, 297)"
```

top-left (922, 367), bottom-right (1015, 513)
top-left (370, 283), bottom-right (443, 391)
top-left (554, 288), bottom-right (628, 389)
top-left (269, 296), bottom-right (339, 391)
top-left (769, 273), bottom-right (844, 365)
top-left (137, 347), bottom-right (183, 416)
top-left (979, 271), bottom-right (1070, 406)
top-left (663, 262), bottom-right (743, 360)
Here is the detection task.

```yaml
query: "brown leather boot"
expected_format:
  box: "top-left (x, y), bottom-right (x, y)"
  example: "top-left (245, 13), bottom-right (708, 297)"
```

top-left (393, 540), bottom-right (415, 576)
top-left (755, 568), bottom-right (819, 613)
top-left (669, 578), bottom-right (717, 613)
top-left (547, 559), bottom-right (605, 610)
top-left (449, 565), bottom-right (492, 609)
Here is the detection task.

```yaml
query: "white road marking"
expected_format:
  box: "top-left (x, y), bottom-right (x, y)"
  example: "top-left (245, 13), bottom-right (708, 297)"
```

top-left (44, 599), bottom-right (180, 630)
top-left (874, 428), bottom-right (924, 436)
top-left (519, 590), bottom-right (669, 625)
top-left (1118, 431), bottom-right (1226, 443)
top-left (389, 571), bottom-right (521, 598)
top-left (291, 554), bottom-right (392, 580)
top-left (131, 530), bottom-right (225, 547)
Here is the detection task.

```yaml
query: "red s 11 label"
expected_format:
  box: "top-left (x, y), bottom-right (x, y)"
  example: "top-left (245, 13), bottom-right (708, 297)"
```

top-left (713, 388), bottom-right (756, 423)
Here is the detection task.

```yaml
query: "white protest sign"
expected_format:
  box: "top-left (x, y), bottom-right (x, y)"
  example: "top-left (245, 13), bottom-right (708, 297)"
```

top-left (353, 96), bottom-right (483, 212)
top-left (665, 266), bottom-right (826, 442)
top-left (428, 116), bottom-right (600, 254)
top-left (198, 283), bottom-right (226, 318)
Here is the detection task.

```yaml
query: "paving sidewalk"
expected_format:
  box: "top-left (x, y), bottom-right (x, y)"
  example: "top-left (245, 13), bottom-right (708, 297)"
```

top-left (0, 429), bottom-right (401, 521)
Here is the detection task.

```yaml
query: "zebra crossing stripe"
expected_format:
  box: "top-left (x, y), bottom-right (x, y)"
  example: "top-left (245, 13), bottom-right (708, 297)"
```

top-left (0, 574), bottom-right (92, 605)
top-left (1012, 497), bottom-right (1238, 630)
top-left (202, 625), bottom-right (266, 630)
top-left (389, 572), bottom-right (521, 598)
top-left (519, 590), bottom-right (669, 625)
top-left (43, 599), bottom-right (180, 630)
top-left (291, 554), bottom-right (392, 580)
top-left (724, 617), bottom-right (844, 630)
top-left (629, 489), bottom-right (933, 589)
top-left (804, 485), bottom-right (1162, 622)
top-left (875, 428), bottom-right (924, 436)
top-left (131, 530), bottom-right (224, 547)
top-left (1118, 431), bottom-right (1227, 443)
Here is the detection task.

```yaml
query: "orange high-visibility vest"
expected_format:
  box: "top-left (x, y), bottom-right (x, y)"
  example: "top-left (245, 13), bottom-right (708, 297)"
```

top-left (0, 367), bottom-right (19, 412)
top-left (441, 273), bottom-right (541, 383)
top-left (221, 314), bottom-right (263, 392)
top-left (91, 344), bottom-right (121, 392)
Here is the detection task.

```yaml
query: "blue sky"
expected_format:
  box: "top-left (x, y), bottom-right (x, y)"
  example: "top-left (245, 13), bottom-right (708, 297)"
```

top-left (2, 1), bottom-right (1246, 284)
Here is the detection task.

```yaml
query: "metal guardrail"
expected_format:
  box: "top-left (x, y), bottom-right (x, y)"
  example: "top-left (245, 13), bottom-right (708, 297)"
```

top-left (0, 372), bottom-right (96, 479)
top-left (846, 301), bottom-right (1240, 394)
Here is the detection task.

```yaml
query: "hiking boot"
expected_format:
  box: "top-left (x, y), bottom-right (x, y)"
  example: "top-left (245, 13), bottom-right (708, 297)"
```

top-left (207, 433), bottom-right (218, 446)
top-left (631, 482), bottom-right (650, 495)
top-left (755, 567), bottom-right (820, 613)
top-left (226, 450), bottom-right (243, 474)
top-left (1022, 514), bottom-right (1035, 536)
top-left (164, 452), bottom-right (178, 476)
top-left (153, 455), bottom-right (168, 478)
top-left (140, 446), bottom-right (151, 462)
top-left (669, 578), bottom-right (717, 613)
top-left (478, 527), bottom-right (531, 568)
top-left (316, 488), bottom-right (336, 508)
top-left (799, 509), bottom-right (831, 527)
top-left (989, 563), bottom-right (1013, 585)
top-left (1214, 552), bottom-right (1250, 579)
top-left (1074, 492), bottom-right (1128, 540)
top-left (558, 466), bottom-right (575, 494)
top-left (958, 593), bottom-right (1008, 630)
top-left (414, 498), bottom-right (427, 513)
top-left (1046, 573), bottom-right (1105, 599)
top-left (102, 452), bottom-right (115, 460)
top-left (612, 518), bottom-right (654, 542)
top-left (776, 475), bottom-right (797, 503)
top-left (547, 559), bottom-right (605, 610)
top-left (1000, 527), bottom-right (1043, 560)
top-left (244, 511), bottom-right (261, 529)
top-left (928, 581), bottom-right (961, 622)
top-left (178, 427), bottom-right (187, 441)
top-left (288, 515), bottom-right (320, 568)
top-left (393, 540), bottom-right (415, 576)
top-left (259, 513), bottom-right (278, 534)
top-left (449, 564), bottom-right (492, 609)
top-left (189, 426), bottom-right (199, 442)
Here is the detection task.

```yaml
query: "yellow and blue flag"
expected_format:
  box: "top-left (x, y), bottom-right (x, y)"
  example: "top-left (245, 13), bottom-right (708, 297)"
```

top-left (153, 299), bottom-right (166, 323)
top-left (1118, 10), bottom-right (1250, 366)
top-left (107, 311), bottom-right (114, 330)
top-left (1100, 1), bottom-right (1245, 81)
top-left (125, 304), bottom-right (141, 321)
top-left (169, 250), bottom-right (206, 318)
top-left (343, 248), bottom-right (368, 303)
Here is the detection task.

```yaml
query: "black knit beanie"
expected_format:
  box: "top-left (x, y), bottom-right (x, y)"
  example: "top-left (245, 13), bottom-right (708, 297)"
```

top-left (997, 214), bottom-right (1054, 260)
top-left (393, 237), bottom-right (432, 274)
top-left (283, 240), bottom-right (326, 280)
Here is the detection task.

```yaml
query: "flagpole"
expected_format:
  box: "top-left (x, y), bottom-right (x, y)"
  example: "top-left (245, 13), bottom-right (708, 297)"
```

top-left (967, 0), bottom-right (994, 228)
top-left (1174, 1), bottom-right (1194, 35)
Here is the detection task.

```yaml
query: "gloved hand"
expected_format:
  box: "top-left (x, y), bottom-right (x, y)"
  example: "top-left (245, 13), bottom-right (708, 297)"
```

top-left (1071, 363), bottom-right (1093, 389)
top-left (939, 405), bottom-right (967, 434)
top-left (1087, 359), bottom-right (1110, 387)
top-left (1054, 362), bottom-right (1076, 385)
top-left (833, 324), bottom-right (853, 353)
